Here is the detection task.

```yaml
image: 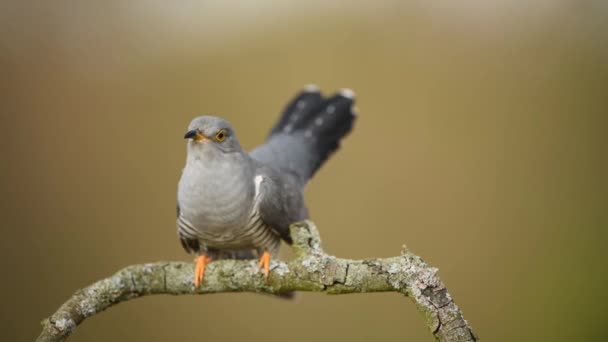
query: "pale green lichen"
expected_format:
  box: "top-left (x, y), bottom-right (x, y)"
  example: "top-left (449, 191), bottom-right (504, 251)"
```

top-left (272, 261), bottom-right (290, 276)
top-left (53, 318), bottom-right (75, 332)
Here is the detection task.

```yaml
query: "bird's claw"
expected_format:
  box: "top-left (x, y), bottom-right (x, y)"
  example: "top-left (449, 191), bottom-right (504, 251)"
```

top-left (258, 251), bottom-right (271, 281)
top-left (194, 254), bottom-right (212, 288)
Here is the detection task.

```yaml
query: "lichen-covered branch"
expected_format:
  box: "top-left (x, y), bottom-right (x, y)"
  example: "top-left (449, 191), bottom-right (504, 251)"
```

top-left (37, 221), bottom-right (477, 342)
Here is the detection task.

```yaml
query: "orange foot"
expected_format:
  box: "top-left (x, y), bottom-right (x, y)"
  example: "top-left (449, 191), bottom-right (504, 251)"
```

top-left (258, 251), bottom-right (271, 280)
top-left (194, 254), bottom-right (212, 288)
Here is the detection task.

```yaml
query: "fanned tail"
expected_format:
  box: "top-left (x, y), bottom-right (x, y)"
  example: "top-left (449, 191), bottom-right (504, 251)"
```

top-left (269, 84), bottom-right (326, 136)
top-left (254, 85), bottom-right (357, 183)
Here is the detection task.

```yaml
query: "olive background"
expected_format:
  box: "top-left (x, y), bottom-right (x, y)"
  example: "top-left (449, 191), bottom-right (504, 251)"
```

top-left (1, 1), bottom-right (606, 341)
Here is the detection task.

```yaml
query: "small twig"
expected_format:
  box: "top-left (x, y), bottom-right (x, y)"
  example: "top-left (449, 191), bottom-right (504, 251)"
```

top-left (37, 221), bottom-right (477, 342)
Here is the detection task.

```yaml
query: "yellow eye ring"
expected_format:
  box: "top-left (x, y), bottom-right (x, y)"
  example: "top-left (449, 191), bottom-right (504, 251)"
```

top-left (215, 129), bottom-right (226, 142)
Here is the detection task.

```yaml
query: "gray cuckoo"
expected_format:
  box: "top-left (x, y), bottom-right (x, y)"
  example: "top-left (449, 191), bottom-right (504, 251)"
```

top-left (177, 85), bottom-right (357, 288)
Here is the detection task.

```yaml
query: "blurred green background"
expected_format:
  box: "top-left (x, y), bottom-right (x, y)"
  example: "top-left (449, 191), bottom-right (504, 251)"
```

top-left (2, 1), bottom-right (606, 341)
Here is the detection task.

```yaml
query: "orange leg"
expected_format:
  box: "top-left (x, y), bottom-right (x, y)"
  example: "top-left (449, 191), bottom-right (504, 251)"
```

top-left (194, 254), bottom-right (212, 288)
top-left (258, 251), bottom-right (271, 280)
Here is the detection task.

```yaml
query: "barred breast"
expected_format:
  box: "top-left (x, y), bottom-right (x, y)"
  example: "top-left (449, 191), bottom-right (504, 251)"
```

top-left (177, 167), bottom-right (280, 256)
top-left (178, 205), bottom-right (280, 257)
top-left (178, 159), bottom-right (253, 231)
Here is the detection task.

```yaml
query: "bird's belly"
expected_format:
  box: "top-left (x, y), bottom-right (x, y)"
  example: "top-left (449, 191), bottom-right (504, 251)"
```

top-left (197, 211), bottom-right (280, 254)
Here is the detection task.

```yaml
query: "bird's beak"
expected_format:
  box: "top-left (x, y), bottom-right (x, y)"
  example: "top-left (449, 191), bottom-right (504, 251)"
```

top-left (184, 130), bottom-right (208, 142)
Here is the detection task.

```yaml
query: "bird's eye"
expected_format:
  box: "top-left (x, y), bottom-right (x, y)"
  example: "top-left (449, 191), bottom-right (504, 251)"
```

top-left (215, 129), bottom-right (226, 142)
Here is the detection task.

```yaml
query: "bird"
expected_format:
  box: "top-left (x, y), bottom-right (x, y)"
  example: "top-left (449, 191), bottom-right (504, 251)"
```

top-left (177, 85), bottom-right (357, 289)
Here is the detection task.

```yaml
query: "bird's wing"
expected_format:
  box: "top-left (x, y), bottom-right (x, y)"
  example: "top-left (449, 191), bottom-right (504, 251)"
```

top-left (254, 168), bottom-right (307, 244)
top-left (176, 202), bottom-right (201, 253)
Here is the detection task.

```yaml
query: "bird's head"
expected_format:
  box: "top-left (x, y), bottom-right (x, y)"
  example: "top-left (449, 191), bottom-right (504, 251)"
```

top-left (184, 116), bottom-right (243, 156)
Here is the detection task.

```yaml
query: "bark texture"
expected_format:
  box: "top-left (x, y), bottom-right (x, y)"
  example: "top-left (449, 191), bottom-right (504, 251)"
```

top-left (37, 221), bottom-right (477, 341)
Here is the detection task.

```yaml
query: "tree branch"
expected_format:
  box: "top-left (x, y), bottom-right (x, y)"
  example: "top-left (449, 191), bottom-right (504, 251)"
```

top-left (37, 221), bottom-right (477, 342)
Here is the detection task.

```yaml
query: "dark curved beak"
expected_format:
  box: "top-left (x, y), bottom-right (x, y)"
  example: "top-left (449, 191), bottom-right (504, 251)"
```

top-left (184, 130), bottom-right (208, 141)
top-left (184, 130), bottom-right (198, 139)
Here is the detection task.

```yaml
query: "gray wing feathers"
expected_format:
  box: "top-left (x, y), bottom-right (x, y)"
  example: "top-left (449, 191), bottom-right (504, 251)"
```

top-left (251, 135), bottom-right (316, 185)
top-left (256, 167), bottom-right (307, 244)
top-left (176, 202), bottom-right (201, 253)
